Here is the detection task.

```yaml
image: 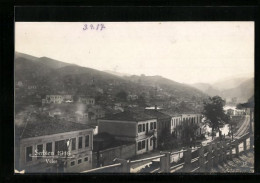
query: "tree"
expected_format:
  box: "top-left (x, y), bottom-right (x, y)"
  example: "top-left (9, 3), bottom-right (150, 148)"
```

top-left (115, 90), bottom-right (127, 101)
top-left (137, 95), bottom-right (147, 107)
top-left (158, 128), bottom-right (178, 150)
top-left (202, 96), bottom-right (229, 140)
top-left (176, 122), bottom-right (199, 146)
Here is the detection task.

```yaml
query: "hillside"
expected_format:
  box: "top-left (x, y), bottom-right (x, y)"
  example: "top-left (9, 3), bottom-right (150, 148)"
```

top-left (221, 78), bottom-right (254, 102)
top-left (124, 75), bottom-right (208, 101)
top-left (15, 52), bottom-right (208, 106)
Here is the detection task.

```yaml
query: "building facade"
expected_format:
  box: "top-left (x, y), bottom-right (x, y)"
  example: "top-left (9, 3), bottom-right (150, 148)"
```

top-left (15, 119), bottom-right (93, 173)
top-left (98, 111), bottom-right (157, 155)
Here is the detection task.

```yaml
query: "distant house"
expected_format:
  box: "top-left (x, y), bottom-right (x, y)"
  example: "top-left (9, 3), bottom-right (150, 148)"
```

top-left (88, 105), bottom-right (105, 119)
top-left (15, 117), bottom-right (94, 173)
top-left (28, 85), bottom-right (37, 90)
top-left (227, 109), bottom-right (235, 116)
top-left (127, 94), bottom-right (138, 101)
top-left (43, 95), bottom-right (73, 104)
top-left (98, 111), bottom-right (157, 155)
top-left (78, 96), bottom-right (95, 105)
top-left (17, 81), bottom-right (23, 87)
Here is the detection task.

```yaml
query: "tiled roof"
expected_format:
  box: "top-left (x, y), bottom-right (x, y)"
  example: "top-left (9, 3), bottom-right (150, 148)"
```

top-left (17, 114), bottom-right (92, 139)
top-left (101, 110), bottom-right (156, 122)
top-left (144, 109), bottom-right (171, 120)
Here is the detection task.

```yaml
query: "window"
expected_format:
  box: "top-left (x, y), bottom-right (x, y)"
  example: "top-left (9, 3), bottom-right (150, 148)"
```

top-left (150, 138), bottom-right (153, 146)
top-left (26, 146), bottom-right (32, 162)
top-left (55, 140), bottom-right (67, 155)
top-left (78, 159), bottom-right (82, 164)
top-left (138, 124), bottom-right (142, 133)
top-left (150, 122), bottom-right (153, 130)
top-left (138, 140), bottom-right (146, 151)
top-left (37, 144), bottom-right (43, 159)
top-left (71, 138), bottom-right (76, 151)
top-left (70, 161), bottom-right (75, 166)
top-left (154, 122), bottom-right (156, 129)
top-left (141, 140), bottom-right (146, 149)
top-left (84, 157), bottom-right (89, 162)
top-left (46, 142), bottom-right (52, 156)
top-left (85, 135), bottom-right (89, 147)
top-left (78, 137), bottom-right (83, 149)
top-left (142, 124), bottom-right (145, 132)
top-left (138, 142), bottom-right (142, 151)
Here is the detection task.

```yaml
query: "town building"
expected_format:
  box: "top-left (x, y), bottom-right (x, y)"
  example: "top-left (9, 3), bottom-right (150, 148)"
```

top-left (15, 116), bottom-right (93, 173)
top-left (43, 95), bottom-right (73, 104)
top-left (78, 96), bottom-right (95, 105)
top-left (181, 113), bottom-right (204, 136)
top-left (98, 111), bottom-right (157, 155)
top-left (127, 94), bottom-right (139, 101)
top-left (143, 109), bottom-right (171, 143)
top-left (161, 111), bottom-right (204, 138)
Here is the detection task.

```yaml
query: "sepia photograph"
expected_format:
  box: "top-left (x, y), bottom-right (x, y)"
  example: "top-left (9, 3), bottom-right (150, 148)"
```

top-left (14, 22), bottom-right (254, 173)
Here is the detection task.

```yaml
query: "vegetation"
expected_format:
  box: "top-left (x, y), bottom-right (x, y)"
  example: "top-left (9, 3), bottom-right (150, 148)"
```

top-left (175, 122), bottom-right (199, 146)
top-left (202, 96), bottom-right (230, 140)
top-left (115, 90), bottom-right (127, 101)
top-left (158, 128), bottom-right (178, 150)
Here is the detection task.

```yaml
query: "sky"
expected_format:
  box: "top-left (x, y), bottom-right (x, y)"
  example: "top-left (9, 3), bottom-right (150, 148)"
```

top-left (15, 22), bottom-right (254, 84)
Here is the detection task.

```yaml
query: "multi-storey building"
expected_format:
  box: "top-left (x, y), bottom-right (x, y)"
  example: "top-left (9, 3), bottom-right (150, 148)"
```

top-left (15, 118), bottom-right (93, 173)
top-left (143, 109), bottom-right (171, 143)
top-left (180, 113), bottom-right (204, 136)
top-left (161, 111), bottom-right (204, 137)
top-left (43, 95), bottom-right (73, 104)
top-left (98, 111), bottom-right (157, 155)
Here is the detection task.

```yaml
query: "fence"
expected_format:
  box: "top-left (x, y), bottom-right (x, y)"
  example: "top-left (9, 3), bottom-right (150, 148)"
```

top-left (82, 132), bottom-right (253, 173)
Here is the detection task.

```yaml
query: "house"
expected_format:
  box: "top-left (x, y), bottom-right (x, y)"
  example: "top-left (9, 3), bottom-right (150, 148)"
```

top-left (181, 113), bottom-right (204, 136)
top-left (78, 96), bottom-right (95, 105)
top-left (143, 109), bottom-right (171, 143)
top-left (88, 105), bottom-right (105, 119)
top-left (28, 85), bottom-right (37, 90)
top-left (43, 95), bottom-right (73, 104)
top-left (15, 117), bottom-right (94, 173)
top-left (160, 111), bottom-right (182, 137)
top-left (17, 81), bottom-right (24, 87)
top-left (227, 108), bottom-right (235, 116)
top-left (98, 111), bottom-right (157, 155)
top-left (161, 111), bottom-right (204, 138)
top-left (127, 94), bottom-right (138, 101)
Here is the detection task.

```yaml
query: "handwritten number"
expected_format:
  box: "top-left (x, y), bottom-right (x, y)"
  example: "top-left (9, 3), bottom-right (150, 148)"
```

top-left (83, 24), bottom-right (88, 30)
top-left (83, 24), bottom-right (106, 31)
top-left (100, 24), bottom-right (105, 31)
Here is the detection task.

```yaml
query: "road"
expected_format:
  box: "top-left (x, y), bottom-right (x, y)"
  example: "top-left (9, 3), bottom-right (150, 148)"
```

top-left (234, 115), bottom-right (250, 138)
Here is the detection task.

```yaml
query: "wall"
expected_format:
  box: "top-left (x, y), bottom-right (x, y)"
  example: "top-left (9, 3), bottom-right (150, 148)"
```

top-left (98, 120), bottom-right (137, 138)
top-left (18, 129), bottom-right (93, 173)
top-left (93, 144), bottom-right (136, 168)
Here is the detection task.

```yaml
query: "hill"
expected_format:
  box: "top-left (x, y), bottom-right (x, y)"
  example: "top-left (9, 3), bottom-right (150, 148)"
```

top-left (221, 78), bottom-right (254, 102)
top-left (15, 52), bottom-right (209, 107)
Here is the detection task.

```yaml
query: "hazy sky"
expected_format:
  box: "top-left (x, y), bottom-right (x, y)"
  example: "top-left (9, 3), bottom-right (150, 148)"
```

top-left (15, 22), bottom-right (254, 84)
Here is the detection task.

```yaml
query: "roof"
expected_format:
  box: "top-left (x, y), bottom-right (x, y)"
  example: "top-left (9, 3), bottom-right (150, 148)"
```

top-left (17, 114), bottom-right (92, 139)
top-left (160, 110), bottom-right (181, 117)
top-left (100, 110), bottom-right (156, 122)
top-left (144, 109), bottom-right (171, 120)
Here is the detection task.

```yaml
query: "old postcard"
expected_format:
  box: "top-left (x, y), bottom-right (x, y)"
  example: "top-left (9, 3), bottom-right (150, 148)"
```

top-left (14, 22), bottom-right (254, 173)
